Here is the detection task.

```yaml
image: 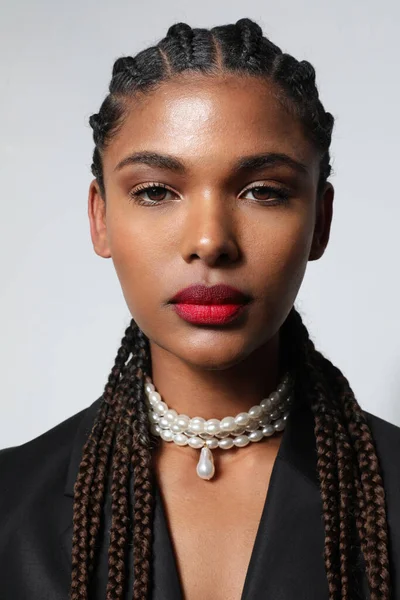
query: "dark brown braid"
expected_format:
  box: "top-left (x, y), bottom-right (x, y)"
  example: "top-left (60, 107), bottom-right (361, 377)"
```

top-left (70, 17), bottom-right (392, 600)
top-left (281, 309), bottom-right (391, 599)
top-left (70, 322), bottom-right (138, 597)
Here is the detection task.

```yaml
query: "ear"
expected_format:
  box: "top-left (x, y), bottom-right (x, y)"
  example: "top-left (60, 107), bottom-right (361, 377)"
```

top-left (308, 182), bottom-right (334, 261)
top-left (88, 179), bottom-right (111, 258)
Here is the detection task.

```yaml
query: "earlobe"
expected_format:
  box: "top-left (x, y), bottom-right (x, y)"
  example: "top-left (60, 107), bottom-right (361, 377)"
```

top-left (88, 179), bottom-right (112, 259)
top-left (309, 234), bottom-right (326, 261)
top-left (308, 182), bottom-right (334, 262)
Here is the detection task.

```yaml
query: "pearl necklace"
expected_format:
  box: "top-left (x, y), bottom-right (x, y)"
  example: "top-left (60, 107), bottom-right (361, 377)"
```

top-left (144, 372), bottom-right (294, 480)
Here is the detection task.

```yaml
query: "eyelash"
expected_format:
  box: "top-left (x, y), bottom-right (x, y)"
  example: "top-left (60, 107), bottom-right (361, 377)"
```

top-left (128, 182), bottom-right (290, 207)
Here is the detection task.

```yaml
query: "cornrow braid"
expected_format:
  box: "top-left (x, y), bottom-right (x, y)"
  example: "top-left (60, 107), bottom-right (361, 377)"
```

top-left (70, 16), bottom-right (392, 600)
top-left (161, 23), bottom-right (196, 67)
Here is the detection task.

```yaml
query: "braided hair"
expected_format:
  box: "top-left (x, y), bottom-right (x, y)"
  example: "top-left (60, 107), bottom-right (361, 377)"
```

top-left (70, 18), bottom-right (392, 600)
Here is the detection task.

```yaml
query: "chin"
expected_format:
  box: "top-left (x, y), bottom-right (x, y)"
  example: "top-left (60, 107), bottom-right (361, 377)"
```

top-left (159, 331), bottom-right (260, 371)
top-left (184, 352), bottom-right (248, 371)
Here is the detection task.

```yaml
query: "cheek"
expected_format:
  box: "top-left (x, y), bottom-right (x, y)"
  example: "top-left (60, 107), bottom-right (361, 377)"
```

top-left (107, 215), bottom-right (151, 303)
top-left (106, 212), bottom-right (174, 335)
top-left (250, 211), bottom-right (314, 303)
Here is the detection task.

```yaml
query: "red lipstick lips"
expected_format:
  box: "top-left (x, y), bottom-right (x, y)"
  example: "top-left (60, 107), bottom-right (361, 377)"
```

top-left (169, 284), bottom-right (251, 325)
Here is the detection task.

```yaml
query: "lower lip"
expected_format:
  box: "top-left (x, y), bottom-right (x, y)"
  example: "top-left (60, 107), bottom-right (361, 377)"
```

top-left (171, 303), bottom-right (247, 325)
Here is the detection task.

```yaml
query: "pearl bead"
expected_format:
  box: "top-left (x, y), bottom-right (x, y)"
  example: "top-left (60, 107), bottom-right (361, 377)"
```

top-left (173, 433), bottom-right (189, 446)
top-left (269, 391), bottom-right (281, 405)
top-left (270, 409), bottom-right (281, 420)
top-left (245, 420), bottom-right (260, 432)
top-left (144, 382), bottom-right (155, 394)
top-left (205, 418), bottom-right (221, 435)
top-left (259, 414), bottom-right (272, 426)
top-left (260, 398), bottom-right (272, 412)
top-left (234, 425), bottom-right (247, 435)
top-left (160, 429), bottom-right (174, 442)
top-left (159, 416), bottom-right (170, 429)
top-left (189, 417), bottom-right (206, 434)
top-left (165, 409), bottom-right (178, 424)
top-left (235, 412), bottom-right (250, 427)
top-left (206, 438), bottom-right (219, 449)
top-left (248, 430), bottom-right (263, 442)
top-left (262, 424), bottom-right (275, 436)
top-left (274, 418), bottom-right (285, 432)
top-left (187, 436), bottom-right (205, 449)
top-left (151, 424), bottom-right (161, 435)
top-left (220, 416), bottom-right (236, 432)
top-left (248, 405), bottom-right (262, 419)
top-left (233, 435), bottom-right (250, 447)
top-left (277, 381), bottom-right (290, 395)
top-left (148, 391), bottom-right (162, 406)
top-left (170, 422), bottom-right (184, 433)
top-left (176, 415), bottom-right (190, 430)
top-left (154, 401), bottom-right (168, 416)
top-left (218, 438), bottom-right (234, 450)
top-left (148, 412), bottom-right (159, 424)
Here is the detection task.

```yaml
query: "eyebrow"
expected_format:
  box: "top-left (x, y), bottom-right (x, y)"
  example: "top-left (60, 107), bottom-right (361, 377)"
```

top-left (114, 150), bottom-right (310, 176)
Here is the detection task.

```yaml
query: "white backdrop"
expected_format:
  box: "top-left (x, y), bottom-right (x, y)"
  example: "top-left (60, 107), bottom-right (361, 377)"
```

top-left (1, 0), bottom-right (399, 448)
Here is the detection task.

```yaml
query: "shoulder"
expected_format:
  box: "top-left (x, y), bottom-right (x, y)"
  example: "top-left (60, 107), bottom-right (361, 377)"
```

top-left (363, 408), bottom-right (400, 452)
top-left (363, 409), bottom-right (400, 511)
top-left (363, 408), bottom-right (400, 471)
top-left (0, 399), bottom-right (100, 515)
top-left (0, 399), bottom-right (102, 596)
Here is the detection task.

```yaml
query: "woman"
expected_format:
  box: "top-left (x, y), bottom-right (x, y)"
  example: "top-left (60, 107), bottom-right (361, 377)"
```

top-left (1, 16), bottom-right (399, 600)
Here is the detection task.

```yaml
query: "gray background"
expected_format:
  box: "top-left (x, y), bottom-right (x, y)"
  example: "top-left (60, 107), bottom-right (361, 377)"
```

top-left (1, 0), bottom-right (399, 447)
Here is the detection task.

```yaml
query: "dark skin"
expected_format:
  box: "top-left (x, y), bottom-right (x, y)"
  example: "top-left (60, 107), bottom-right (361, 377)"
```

top-left (88, 73), bottom-right (334, 599)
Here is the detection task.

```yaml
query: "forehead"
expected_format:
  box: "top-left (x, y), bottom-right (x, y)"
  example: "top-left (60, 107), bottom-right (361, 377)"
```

top-left (103, 74), bottom-right (319, 176)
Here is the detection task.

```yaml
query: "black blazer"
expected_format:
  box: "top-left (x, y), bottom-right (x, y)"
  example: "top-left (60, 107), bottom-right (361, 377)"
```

top-left (1, 393), bottom-right (400, 600)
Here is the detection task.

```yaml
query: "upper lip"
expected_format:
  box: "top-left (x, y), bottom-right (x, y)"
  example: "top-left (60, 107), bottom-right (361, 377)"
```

top-left (169, 284), bottom-right (252, 305)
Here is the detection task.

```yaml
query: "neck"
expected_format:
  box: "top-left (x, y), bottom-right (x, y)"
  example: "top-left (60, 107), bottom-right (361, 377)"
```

top-left (148, 331), bottom-right (282, 420)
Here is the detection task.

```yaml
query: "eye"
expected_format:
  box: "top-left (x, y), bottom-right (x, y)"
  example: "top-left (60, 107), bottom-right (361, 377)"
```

top-left (128, 182), bottom-right (290, 207)
top-left (241, 184), bottom-right (290, 205)
top-left (129, 183), bottom-right (177, 206)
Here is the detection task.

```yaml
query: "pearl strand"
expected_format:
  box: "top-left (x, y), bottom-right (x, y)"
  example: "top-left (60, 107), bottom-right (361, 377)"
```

top-left (144, 372), bottom-right (295, 480)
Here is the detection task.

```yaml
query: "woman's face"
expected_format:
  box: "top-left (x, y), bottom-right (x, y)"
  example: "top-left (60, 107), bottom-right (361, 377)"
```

top-left (89, 74), bottom-right (333, 370)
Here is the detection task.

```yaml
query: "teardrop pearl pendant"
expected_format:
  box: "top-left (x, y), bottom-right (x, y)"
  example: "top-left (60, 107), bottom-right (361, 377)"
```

top-left (196, 447), bottom-right (215, 480)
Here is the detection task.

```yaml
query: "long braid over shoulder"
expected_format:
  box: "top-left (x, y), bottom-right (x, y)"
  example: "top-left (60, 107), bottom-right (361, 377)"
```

top-left (71, 17), bottom-right (392, 600)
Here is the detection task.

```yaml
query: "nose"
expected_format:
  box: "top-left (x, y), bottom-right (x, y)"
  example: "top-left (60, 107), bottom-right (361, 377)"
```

top-left (180, 195), bottom-right (240, 267)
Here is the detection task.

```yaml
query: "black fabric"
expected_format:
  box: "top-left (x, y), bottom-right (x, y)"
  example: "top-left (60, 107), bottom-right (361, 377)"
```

top-left (1, 392), bottom-right (400, 599)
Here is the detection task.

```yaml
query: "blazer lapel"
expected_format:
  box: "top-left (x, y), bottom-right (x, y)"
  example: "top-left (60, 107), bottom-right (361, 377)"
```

top-left (151, 482), bottom-right (184, 600)
top-left (241, 394), bottom-right (329, 599)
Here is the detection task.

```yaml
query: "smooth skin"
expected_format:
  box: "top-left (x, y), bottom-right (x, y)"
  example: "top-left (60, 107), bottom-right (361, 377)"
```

top-left (88, 72), bottom-right (334, 600)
